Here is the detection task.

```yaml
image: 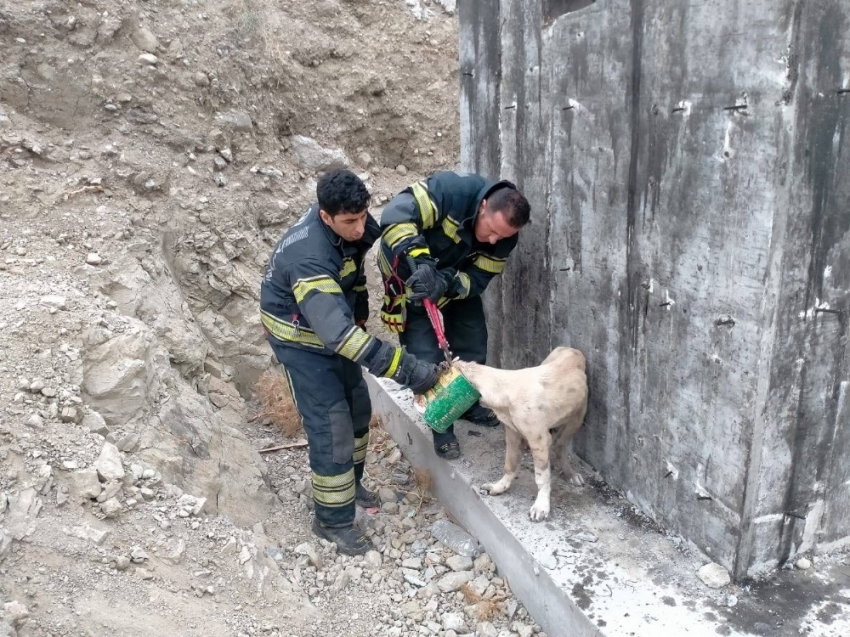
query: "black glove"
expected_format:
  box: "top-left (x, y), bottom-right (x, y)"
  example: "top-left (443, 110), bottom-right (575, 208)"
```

top-left (406, 261), bottom-right (447, 304)
top-left (392, 351), bottom-right (440, 395)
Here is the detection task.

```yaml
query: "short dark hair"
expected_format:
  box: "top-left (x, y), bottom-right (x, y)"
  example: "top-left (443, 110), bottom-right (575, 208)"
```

top-left (486, 186), bottom-right (531, 228)
top-left (317, 169), bottom-right (371, 216)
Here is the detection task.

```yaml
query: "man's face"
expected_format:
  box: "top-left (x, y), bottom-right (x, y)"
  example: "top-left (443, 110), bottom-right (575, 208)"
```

top-left (320, 209), bottom-right (368, 242)
top-left (474, 201), bottom-right (520, 244)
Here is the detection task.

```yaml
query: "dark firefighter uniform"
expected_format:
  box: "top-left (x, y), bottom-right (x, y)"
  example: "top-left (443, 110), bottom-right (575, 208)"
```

top-left (260, 204), bottom-right (423, 529)
top-left (377, 170), bottom-right (519, 391)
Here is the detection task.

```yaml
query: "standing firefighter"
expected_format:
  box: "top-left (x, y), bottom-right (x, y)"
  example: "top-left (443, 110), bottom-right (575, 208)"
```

top-left (378, 170), bottom-right (531, 459)
top-left (260, 169), bottom-right (440, 555)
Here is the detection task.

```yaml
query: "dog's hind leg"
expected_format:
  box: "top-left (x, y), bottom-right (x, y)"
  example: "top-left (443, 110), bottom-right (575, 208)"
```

top-left (483, 427), bottom-right (523, 496)
top-left (527, 433), bottom-right (553, 522)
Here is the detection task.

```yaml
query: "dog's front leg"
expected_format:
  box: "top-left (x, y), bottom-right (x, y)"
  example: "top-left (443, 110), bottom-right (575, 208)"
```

top-left (483, 427), bottom-right (523, 496)
top-left (528, 435), bottom-right (553, 522)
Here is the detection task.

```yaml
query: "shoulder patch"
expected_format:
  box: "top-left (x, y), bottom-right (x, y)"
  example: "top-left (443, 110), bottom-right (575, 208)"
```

top-left (282, 225), bottom-right (310, 249)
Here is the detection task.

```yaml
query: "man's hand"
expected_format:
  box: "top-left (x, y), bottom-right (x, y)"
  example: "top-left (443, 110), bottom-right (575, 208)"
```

top-left (405, 261), bottom-right (447, 304)
top-left (392, 351), bottom-right (440, 395)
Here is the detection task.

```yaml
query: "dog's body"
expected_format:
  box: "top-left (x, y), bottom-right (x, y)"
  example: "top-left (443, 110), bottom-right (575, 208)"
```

top-left (454, 347), bottom-right (588, 521)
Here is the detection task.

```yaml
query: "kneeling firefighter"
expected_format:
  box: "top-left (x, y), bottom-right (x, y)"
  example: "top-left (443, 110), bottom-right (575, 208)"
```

top-left (260, 169), bottom-right (440, 555)
top-left (377, 170), bottom-right (531, 459)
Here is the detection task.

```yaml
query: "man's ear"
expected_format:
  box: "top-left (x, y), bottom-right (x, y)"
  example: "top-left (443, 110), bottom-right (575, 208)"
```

top-left (319, 209), bottom-right (332, 224)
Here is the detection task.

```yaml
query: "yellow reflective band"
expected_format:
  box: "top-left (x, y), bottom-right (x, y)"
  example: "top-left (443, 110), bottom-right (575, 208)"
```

top-left (293, 275), bottom-right (343, 303)
top-left (383, 223), bottom-right (418, 249)
top-left (386, 347), bottom-right (403, 377)
top-left (408, 247), bottom-right (431, 258)
top-left (473, 254), bottom-right (507, 274)
top-left (442, 216), bottom-right (461, 244)
top-left (353, 285), bottom-right (367, 292)
top-left (353, 433), bottom-right (369, 464)
top-left (261, 311), bottom-right (324, 347)
top-left (339, 258), bottom-right (357, 279)
top-left (437, 297), bottom-right (450, 308)
top-left (377, 249), bottom-right (393, 277)
top-left (312, 469), bottom-right (355, 507)
top-left (337, 326), bottom-right (374, 361)
top-left (456, 272), bottom-right (471, 299)
top-left (412, 181), bottom-right (438, 229)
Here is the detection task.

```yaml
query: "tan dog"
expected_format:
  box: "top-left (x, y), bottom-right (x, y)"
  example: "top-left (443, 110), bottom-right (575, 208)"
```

top-left (454, 347), bottom-right (588, 522)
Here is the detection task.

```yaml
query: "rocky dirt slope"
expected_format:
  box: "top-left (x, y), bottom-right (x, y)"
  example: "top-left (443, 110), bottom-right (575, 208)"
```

top-left (0, 1), bottom-right (546, 636)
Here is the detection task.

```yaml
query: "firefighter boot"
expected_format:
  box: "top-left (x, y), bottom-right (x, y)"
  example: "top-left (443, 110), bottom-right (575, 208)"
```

top-left (311, 518), bottom-right (371, 555)
top-left (355, 482), bottom-right (381, 509)
top-left (462, 402), bottom-right (501, 428)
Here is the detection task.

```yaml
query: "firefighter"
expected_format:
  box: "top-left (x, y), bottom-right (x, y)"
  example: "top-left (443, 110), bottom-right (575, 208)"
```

top-left (260, 169), bottom-right (440, 555)
top-left (377, 170), bottom-right (531, 459)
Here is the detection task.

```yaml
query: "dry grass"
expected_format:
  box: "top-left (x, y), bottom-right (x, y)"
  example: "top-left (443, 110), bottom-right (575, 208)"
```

top-left (253, 368), bottom-right (302, 438)
top-left (460, 583), bottom-right (506, 620)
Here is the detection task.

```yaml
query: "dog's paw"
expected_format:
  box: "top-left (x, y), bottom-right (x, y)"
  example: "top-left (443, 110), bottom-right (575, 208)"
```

top-left (482, 481), bottom-right (508, 496)
top-left (529, 503), bottom-right (549, 522)
top-left (568, 473), bottom-right (585, 486)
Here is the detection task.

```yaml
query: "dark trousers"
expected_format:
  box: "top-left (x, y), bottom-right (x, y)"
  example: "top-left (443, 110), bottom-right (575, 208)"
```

top-left (400, 295), bottom-right (488, 437)
top-left (269, 342), bottom-right (371, 528)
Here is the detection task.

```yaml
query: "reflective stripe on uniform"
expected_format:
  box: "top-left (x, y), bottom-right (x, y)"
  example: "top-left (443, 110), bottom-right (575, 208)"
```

top-left (336, 325), bottom-right (375, 362)
top-left (442, 216), bottom-right (461, 243)
top-left (353, 432), bottom-right (369, 465)
top-left (455, 272), bottom-right (471, 299)
top-left (339, 258), bottom-right (357, 279)
top-left (312, 468), bottom-right (356, 507)
top-left (412, 181), bottom-right (438, 229)
top-left (261, 311), bottom-right (324, 347)
top-left (473, 254), bottom-right (507, 274)
top-left (408, 247), bottom-right (431, 258)
top-left (383, 223), bottom-right (418, 249)
top-left (386, 347), bottom-right (403, 377)
top-left (293, 275), bottom-right (343, 303)
top-left (353, 285), bottom-right (367, 292)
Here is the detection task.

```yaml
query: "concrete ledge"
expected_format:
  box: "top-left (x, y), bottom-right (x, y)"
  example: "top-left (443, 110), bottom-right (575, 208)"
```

top-left (366, 376), bottom-right (850, 637)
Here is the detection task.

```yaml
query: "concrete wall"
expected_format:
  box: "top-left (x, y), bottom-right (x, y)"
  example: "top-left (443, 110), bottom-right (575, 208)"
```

top-left (459, 0), bottom-right (850, 579)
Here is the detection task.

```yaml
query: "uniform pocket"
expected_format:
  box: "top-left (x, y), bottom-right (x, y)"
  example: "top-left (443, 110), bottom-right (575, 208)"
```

top-left (328, 400), bottom-right (355, 465)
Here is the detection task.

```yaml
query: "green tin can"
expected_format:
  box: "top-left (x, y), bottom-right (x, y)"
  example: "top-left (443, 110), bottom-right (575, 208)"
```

top-left (413, 367), bottom-right (481, 433)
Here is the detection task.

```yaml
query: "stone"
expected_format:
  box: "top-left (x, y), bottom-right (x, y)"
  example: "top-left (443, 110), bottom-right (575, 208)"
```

top-left (294, 542), bottom-right (323, 569)
top-left (82, 410), bottom-right (110, 436)
top-left (290, 135), bottom-right (350, 172)
top-left (136, 567), bottom-right (154, 580)
top-left (396, 164), bottom-right (408, 176)
top-left (100, 497), bottom-right (122, 518)
top-left (356, 151), bottom-right (372, 168)
top-left (131, 26), bottom-right (158, 53)
top-left (446, 555), bottom-right (474, 572)
top-left (402, 557), bottom-right (423, 569)
top-left (216, 111), bottom-right (253, 132)
top-left (60, 406), bottom-right (80, 423)
top-left (364, 550), bottom-right (382, 569)
top-left (3, 601), bottom-right (28, 626)
top-left (697, 562), bottom-right (731, 589)
top-left (115, 556), bottom-right (131, 571)
top-left (66, 525), bottom-right (110, 545)
top-left (94, 442), bottom-right (124, 481)
top-left (86, 252), bottom-right (103, 265)
top-left (96, 480), bottom-right (122, 503)
top-left (24, 414), bottom-right (44, 430)
top-left (378, 487), bottom-right (397, 504)
top-left (68, 469), bottom-right (102, 499)
top-left (474, 553), bottom-right (494, 573)
top-left (795, 557), bottom-right (812, 570)
top-left (436, 570), bottom-right (474, 593)
top-left (442, 613), bottom-right (465, 632)
top-left (116, 432), bottom-right (140, 452)
top-left (40, 295), bottom-right (67, 310)
top-left (138, 53), bottom-right (159, 65)
top-left (131, 546), bottom-right (150, 563)
top-left (476, 621), bottom-right (498, 637)
top-left (29, 379), bottom-right (45, 393)
top-left (41, 387), bottom-right (57, 398)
